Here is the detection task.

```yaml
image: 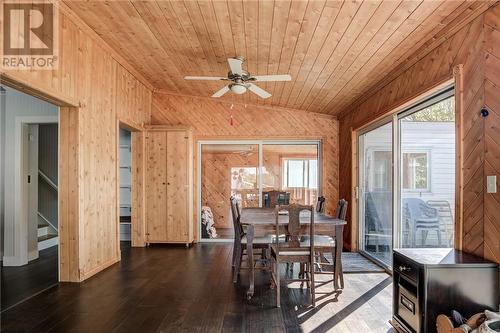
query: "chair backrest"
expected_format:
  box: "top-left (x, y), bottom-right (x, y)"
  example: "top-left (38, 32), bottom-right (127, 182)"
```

top-left (335, 199), bottom-right (348, 220)
top-left (316, 196), bottom-right (326, 213)
top-left (230, 196), bottom-right (244, 240)
top-left (275, 204), bottom-right (314, 249)
top-left (403, 198), bottom-right (437, 220)
top-left (278, 192), bottom-right (290, 205)
top-left (266, 190), bottom-right (280, 207)
top-left (365, 191), bottom-right (391, 232)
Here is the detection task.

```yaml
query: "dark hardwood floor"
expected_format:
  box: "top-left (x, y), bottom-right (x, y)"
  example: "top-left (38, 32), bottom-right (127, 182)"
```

top-left (1, 245), bottom-right (58, 311)
top-left (1, 243), bottom-right (394, 333)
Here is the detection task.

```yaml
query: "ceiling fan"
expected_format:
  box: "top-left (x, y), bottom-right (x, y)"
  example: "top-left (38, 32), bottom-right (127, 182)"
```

top-left (184, 57), bottom-right (291, 99)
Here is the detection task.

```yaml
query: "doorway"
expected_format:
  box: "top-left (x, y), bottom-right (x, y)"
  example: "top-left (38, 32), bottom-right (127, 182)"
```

top-left (118, 127), bottom-right (132, 245)
top-left (358, 87), bottom-right (456, 268)
top-left (1, 86), bottom-right (59, 310)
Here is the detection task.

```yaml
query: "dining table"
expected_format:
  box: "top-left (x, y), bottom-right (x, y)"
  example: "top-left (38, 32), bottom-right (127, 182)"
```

top-left (240, 207), bottom-right (347, 299)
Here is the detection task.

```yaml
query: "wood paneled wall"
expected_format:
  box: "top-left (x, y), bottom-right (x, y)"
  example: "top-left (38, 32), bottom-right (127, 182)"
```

top-left (2, 4), bottom-right (152, 281)
top-left (151, 93), bottom-right (339, 239)
top-left (483, 5), bottom-right (500, 264)
top-left (338, 5), bottom-right (500, 263)
top-left (201, 151), bottom-right (259, 231)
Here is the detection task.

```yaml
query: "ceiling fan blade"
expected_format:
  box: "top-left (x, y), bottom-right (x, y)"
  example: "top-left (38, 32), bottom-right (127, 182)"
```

top-left (212, 85), bottom-right (230, 98)
top-left (184, 76), bottom-right (227, 81)
top-left (251, 74), bottom-right (292, 82)
top-left (228, 58), bottom-right (243, 75)
top-left (248, 83), bottom-right (271, 99)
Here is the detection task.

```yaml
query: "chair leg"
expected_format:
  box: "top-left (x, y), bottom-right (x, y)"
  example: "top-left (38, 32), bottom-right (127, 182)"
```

top-left (232, 241), bottom-right (238, 268)
top-left (233, 242), bottom-right (242, 283)
top-left (305, 264), bottom-right (310, 289)
top-left (310, 260), bottom-right (316, 307)
top-left (339, 258), bottom-right (344, 289)
top-left (437, 228), bottom-right (442, 246)
top-left (276, 259), bottom-right (280, 308)
top-left (422, 229), bottom-right (429, 246)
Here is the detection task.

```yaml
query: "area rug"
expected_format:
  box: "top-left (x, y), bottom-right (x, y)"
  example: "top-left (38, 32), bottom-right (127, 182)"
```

top-left (322, 252), bottom-right (386, 273)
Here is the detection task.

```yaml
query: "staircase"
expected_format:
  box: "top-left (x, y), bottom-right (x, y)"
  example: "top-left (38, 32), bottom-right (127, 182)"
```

top-left (38, 214), bottom-right (58, 250)
top-left (37, 170), bottom-right (58, 251)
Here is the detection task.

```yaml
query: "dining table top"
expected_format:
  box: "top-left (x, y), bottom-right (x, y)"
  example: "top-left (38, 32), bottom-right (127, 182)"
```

top-left (240, 207), bottom-right (346, 226)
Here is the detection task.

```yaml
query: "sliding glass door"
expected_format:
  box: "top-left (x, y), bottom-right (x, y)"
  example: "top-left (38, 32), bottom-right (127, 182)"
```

top-left (398, 93), bottom-right (455, 248)
top-left (358, 87), bottom-right (455, 267)
top-left (199, 141), bottom-right (320, 241)
top-left (359, 122), bottom-right (393, 266)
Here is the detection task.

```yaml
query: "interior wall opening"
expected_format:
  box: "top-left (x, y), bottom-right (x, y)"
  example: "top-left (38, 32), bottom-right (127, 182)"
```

top-left (199, 141), bottom-right (320, 241)
top-left (118, 127), bottom-right (132, 247)
top-left (1, 85), bottom-right (59, 311)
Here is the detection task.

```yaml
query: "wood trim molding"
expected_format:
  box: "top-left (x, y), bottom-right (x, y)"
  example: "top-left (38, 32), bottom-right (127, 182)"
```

top-left (131, 131), bottom-right (146, 247)
top-left (145, 125), bottom-right (194, 132)
top-left (59, 107), bottom-right (81, 282)
top-left (54, 1), bottom-right (154, 92)
top-left (454, 64), bottom-right (465, 251)
top-left (80, 257), bottom-right (120, 281)
top-left (1, 73), bottom-right (79, 107)
top-left (350, 130), bottom-right (359, 252)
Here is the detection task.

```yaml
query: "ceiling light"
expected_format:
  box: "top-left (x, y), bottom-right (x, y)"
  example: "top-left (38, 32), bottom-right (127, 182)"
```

top-left (230, 84), bottom-right (247, 95)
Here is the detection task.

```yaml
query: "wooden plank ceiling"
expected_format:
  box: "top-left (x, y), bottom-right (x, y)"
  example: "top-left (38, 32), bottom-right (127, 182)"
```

top-left (65, 0), bottom-right (491, 116)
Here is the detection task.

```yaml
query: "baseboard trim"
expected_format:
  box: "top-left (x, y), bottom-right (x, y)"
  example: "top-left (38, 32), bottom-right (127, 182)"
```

top-left (28, 250), bottom-right (39, 262)
top-left (2, 256), bottom-right (26, 266)
top-left (80, 257), bottom-right (120, 281)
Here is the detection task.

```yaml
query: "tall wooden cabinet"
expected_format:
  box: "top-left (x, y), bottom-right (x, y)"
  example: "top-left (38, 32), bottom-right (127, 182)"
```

top-left (144, 126), bottom-right (194, 246)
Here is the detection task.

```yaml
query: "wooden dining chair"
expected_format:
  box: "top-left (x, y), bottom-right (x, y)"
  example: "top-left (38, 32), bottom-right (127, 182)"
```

top-left (301, 199), bottom-right (348, 289)
top-left (316, 196), bottom-right (326, 213)
top-left (270, 204), bottom-right (316, 308)
top-left (230, 197), bottom-right (274, 283)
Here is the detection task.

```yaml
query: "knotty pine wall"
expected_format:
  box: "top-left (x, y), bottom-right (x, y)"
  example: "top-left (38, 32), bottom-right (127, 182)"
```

top-left (483, 5), bottom-right (500, 264)
top-left (339, 5), bottom-right (500, 263)
top-left (2, 4), bottom-right (152, 281)
top-left (202, 151), bottom-right (259, 232)
top-left (151, 93), bottom-right (339, 240)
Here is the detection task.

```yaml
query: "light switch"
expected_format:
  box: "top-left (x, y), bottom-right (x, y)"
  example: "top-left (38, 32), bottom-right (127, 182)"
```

top-left (487, 175), bottom-right (497, 193)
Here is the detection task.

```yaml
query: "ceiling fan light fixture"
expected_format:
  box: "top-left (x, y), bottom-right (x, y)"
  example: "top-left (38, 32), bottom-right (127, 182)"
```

top-left (229, 83), bottom-right (247, 95)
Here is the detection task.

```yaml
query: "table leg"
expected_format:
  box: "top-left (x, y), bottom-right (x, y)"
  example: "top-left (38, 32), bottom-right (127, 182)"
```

top-left (334, 225), bottom-right (344, 290)
top-left (246, 225), bottom-right (255, 299)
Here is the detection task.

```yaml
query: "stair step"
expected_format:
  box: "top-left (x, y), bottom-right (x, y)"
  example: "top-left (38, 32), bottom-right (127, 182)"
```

top-left (38, 234), bottom-right (57, 242)
top-left (38, 222), bottom-right (49, 228)
top-left (38, 234), bottom-right (58, 251)
top-left (38, 226), bottom-right (49, 237)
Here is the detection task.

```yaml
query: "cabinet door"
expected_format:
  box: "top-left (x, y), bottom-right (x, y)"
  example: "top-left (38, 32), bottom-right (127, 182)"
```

top-left (166, 131), bottom-right (189, 241)
top-left (145, 131), bottom-right (168, 242)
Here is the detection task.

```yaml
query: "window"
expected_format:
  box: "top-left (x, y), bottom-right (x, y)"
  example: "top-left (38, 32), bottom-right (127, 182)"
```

top-left (402, 152), bottom-right (429, 191)
top-left (231, 167), bottom-right (257, 190)
top-left (282, 159), bottom-right (318, 189)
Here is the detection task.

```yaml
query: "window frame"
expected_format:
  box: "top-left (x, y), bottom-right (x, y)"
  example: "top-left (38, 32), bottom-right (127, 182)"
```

top-left (401, 150), bottom-right (431, 193)
top-left (281, 157), bottom-right (318, 190)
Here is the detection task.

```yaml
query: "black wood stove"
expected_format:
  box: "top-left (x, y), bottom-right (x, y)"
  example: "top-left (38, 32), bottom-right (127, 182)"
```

top-left (392, 248), bottom-right (499, 333)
